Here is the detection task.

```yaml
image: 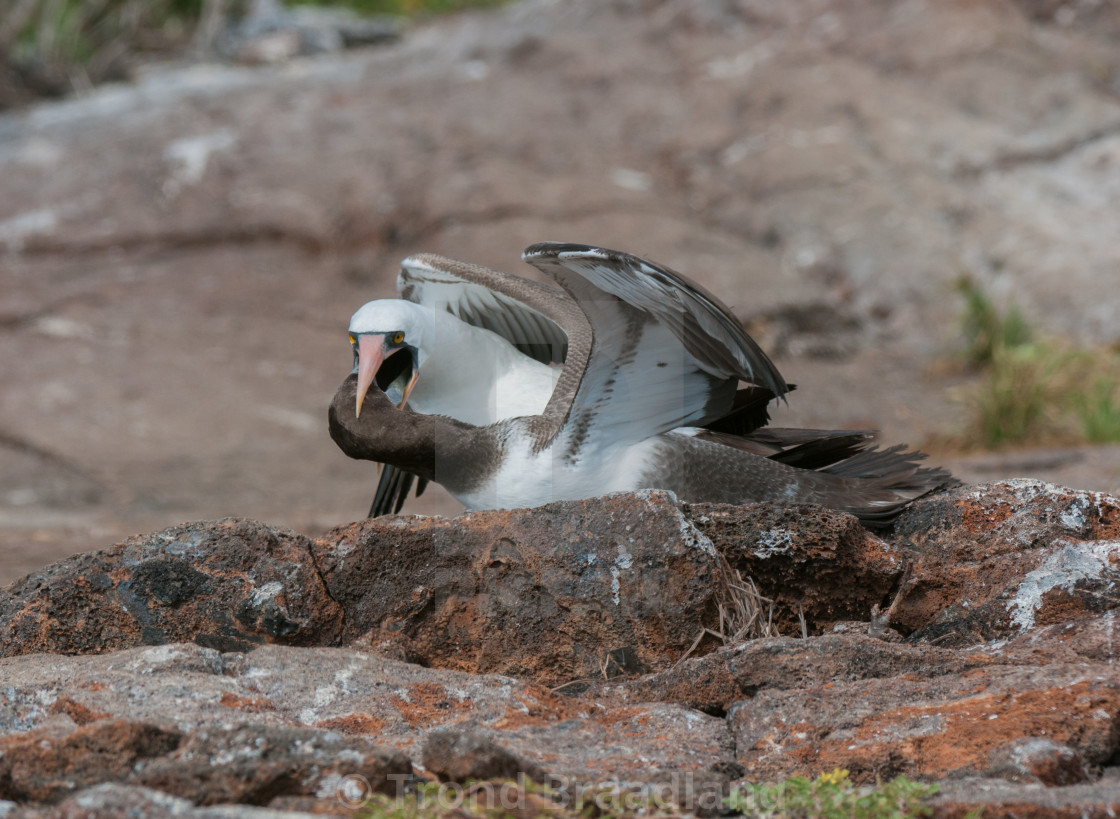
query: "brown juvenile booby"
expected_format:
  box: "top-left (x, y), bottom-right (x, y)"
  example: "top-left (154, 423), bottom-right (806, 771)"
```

top-left (348, 254), bottom-right (570, 515)
top-left (333, 243), bottom-right (954, 524)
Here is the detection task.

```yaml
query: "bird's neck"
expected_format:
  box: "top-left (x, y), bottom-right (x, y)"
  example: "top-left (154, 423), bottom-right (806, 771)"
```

top-left (329, 375), bottom-right (501, 493)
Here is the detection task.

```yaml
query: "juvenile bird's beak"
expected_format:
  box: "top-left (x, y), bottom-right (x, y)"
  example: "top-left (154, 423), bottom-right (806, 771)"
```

top-left (355, 334), bottom-right (387, 418)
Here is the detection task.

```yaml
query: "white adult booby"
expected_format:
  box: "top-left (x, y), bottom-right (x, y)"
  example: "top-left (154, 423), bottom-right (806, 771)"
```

top-left (333, 243), bottom-right (952, 524)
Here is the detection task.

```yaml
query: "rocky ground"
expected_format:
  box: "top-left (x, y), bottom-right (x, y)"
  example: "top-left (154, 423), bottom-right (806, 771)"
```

top-left (2, 0), bottom-right (1120, 582)
top-left (3, 0), bottom-right (1120, 814)
top-left (2, 482), bottom-right (1120, 816)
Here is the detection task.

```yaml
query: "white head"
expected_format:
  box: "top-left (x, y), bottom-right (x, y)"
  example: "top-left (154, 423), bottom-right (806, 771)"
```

top-left (347, 300), bottom-right (436, 417)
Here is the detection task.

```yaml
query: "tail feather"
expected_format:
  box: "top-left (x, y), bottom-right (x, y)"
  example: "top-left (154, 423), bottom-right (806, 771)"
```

top-left (821, 443), bottom-right (957, 489)
top-left (767, 430), bottom-right (877, 470)
top-left (818, 444), bottom-right (959, 526)
top-left (695, 426), bottom-right (958, 527)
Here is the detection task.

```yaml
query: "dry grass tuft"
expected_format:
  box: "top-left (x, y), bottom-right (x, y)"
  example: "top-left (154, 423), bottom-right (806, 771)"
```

top-left (675, 558), bottom-right (782, 668)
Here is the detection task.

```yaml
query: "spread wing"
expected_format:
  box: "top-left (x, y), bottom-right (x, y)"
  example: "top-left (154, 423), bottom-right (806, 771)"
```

top-left (520, 242), bottom-right (789, 463)
top-left (398, 254), bottom-right (569, 364)
top-left (369, 253), bottom-right (586, 516)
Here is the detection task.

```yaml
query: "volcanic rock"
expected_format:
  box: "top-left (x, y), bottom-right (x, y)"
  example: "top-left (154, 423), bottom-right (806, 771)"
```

top-left (313, 490), bottom-right (722, 684)
top-left (892, 480), bottom-right (1120, 645)
top-left (728, 662), bottom-right (1120, 783)
top-left (0, 519), bottom-right (344, 657)
top-left (2, 483), bottom-right (1120, 815)
top-left (0, 491), bottom-right (911, 683)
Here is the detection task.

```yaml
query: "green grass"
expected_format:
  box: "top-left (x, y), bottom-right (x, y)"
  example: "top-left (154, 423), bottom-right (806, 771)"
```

top-left (298, 0), bottom-right (508, 15)
top-left (955, 275), bottom-right (1032, 369)
top-left (953, 277), bottom-right (1120, 449)
top-left (349, 772), bottom-right (956, 819)
top-left (972, 342), bottom-right (1074, 447)
top-left (0, 0), bottom-right (505, 107)
top-left (1072, 375), bottom-right (1120, 443)
top-left (725, 770), bottom-right (943, 819)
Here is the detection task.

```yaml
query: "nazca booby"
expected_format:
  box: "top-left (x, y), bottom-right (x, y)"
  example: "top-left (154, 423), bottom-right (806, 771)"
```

top-left (334, 243), bottom-right (953, 523)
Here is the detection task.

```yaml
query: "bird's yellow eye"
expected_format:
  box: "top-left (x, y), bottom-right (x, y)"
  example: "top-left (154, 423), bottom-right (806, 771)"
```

top-left (348, 334), bottom-right (356, 345)
top-left (392, 332), bottom-right (404, 345)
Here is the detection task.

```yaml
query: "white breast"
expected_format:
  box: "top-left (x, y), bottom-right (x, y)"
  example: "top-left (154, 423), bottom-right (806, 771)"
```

top-left (454, 432), bottom-right (666, 510)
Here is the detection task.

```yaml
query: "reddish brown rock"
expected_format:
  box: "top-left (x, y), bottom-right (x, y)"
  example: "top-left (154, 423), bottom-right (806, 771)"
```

top-left (729, 664), bottom-right (1120, 784)
top-left (422, 728), bottom-right (543, 784)
top-left (932, 776), bottom-right (1120, 819)
top-left (0, 493), bottom-right (730, 683)
top-left (892, 481), bottom-right (1120, 646)
top-left (688, 502), bottom-right (904, 634)
top-left (11, 784), bottom-right (202, 818)
top-left (999, 610), bottom-right (1120, 665)
top-left (0, 720), bottom-right (181, 803)
top-left (3, 484), bottom-right (1119, 683)
top-left (311, 493), bottom-right (915, 683)
top-left (0, 519), bottom-right (344, 658)
top-left (589, 632), bottom-right (987, 714)
top-left (312, 490), bottom-right (723, 685)
top-left (0, 642), bottom-right (739, 807)
top-left (985, 738), bottom-right (1092, 786)
top-left (131, 724), bottom-right (411, 805)
top-left (3, 483), bottom-right (1120, 815)
top-left (16, 483), bottom-right (1118, 693)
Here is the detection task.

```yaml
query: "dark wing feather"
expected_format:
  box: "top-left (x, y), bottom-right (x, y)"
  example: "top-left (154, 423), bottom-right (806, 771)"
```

top-left (522, 243), bottom-right (789, 397)
top-left (520, 243), bottom-right (792, 456)
top-left (702, 384), bottom-right (798, 436)
top-left (368, 464), bottom-right (416, 517)
top-left (766, 431), bottom-right (877, 470)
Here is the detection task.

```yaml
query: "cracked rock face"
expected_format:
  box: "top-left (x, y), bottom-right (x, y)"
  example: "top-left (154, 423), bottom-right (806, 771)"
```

top-left (891, 480), bottom-right (1120, 645)
top-left (4, 0), bottom-right (1120, 583)
top-left (0, 491), bottom-right (905, 682)
top-left (314, 491), bottom-right (727, 684)
top-left (3, 484), bottom-right (1120, 816)
top-left (0, 519), bottom-right (345, 657)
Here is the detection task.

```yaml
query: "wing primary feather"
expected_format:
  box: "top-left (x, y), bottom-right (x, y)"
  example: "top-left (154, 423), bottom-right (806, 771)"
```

top-left (392, 471), bottom-right (415, 514)
top-left (523, 242), bottom-right (788, 398)
top-left (368, 464), bottom-right (417, 517)
top-left (368, 467), bottom-right (395, 518)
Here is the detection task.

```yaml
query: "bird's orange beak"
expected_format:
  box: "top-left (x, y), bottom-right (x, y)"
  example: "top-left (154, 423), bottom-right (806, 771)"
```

top-left (355, 334), bottom-right (421, 417)
top-left (355, 334), bottom-right (387, 418)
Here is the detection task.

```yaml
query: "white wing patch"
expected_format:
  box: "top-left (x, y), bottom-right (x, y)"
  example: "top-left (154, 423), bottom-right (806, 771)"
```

top-left (398, 255), bottom-right (567, 364)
